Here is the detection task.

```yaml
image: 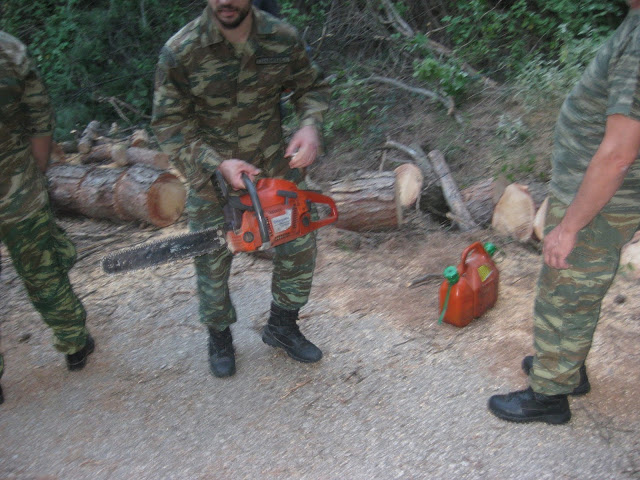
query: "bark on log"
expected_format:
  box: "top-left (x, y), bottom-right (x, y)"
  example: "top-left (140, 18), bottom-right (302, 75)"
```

top-left (119, 147), bottom-right (170, 169)
top-left (329, 172), bottom-right (399, 231)
top-left (460, 179), bottom-right (498, 227)
top-left (491, 183), bottom-right (536, 242)
top-left (82, 143), bottom-right (128, 165)
top-left (77, 120), bottom-right (101, 154)
top-left (46, 164), bottom-right (186, 227)
top-left (47, 164), bottom-right (93, 213)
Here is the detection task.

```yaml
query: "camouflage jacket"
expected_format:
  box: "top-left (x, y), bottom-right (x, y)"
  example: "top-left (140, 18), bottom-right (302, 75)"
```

top-left (0, 31), bottom-right (54, 225)
top-left (151, 6), bottom-right (330, 193)
top-left (550, 9), bottom-right (640, 213)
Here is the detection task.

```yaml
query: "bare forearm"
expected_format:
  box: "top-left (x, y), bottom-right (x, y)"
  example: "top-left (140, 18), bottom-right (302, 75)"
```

top-left (560, 156), bottom-right (627, 233)
top-left (31, 135), bottom-right (52, 172)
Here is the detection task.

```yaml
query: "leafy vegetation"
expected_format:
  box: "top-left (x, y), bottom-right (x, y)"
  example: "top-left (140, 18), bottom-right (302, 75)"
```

top-left (0, 0), bottom-right (629, 146)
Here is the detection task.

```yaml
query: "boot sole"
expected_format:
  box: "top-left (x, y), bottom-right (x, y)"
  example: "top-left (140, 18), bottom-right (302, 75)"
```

top-left (261, 329), bottom-right (321, 364)
top-left (489, 406), bottom-right (571, 425)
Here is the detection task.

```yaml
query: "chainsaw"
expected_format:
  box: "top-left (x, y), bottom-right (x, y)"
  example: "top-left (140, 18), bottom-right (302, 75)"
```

top-left (101, 172), bottom-right (338, 274)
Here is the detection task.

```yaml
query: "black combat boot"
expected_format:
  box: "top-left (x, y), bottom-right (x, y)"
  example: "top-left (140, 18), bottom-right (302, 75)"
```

top-left (522, 355), bottom-right (590, 395)
top-left (488, 387), bottom-right (571, 424)
top-left (208, 326), bottom-right (236, 378)
top-left (262, 303), bottom-right (322, 363)
top-left (66, 334), bottom-right (95, 371)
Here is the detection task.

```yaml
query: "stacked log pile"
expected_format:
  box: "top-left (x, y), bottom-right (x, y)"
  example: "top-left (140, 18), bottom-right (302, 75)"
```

top-left (50, 124), bottom-right (185, 227)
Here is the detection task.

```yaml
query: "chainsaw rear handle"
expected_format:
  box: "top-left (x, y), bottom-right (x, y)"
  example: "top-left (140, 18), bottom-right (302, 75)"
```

top-left (301, 189), bottom-right (339, 229)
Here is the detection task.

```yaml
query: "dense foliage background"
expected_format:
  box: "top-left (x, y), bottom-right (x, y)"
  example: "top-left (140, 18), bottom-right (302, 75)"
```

top-left (0, 0), bottom-right (629, 141)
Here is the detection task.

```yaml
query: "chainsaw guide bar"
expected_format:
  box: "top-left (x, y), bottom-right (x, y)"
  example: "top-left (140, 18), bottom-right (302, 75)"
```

top-left (101, 227), bottom-right (225, 274)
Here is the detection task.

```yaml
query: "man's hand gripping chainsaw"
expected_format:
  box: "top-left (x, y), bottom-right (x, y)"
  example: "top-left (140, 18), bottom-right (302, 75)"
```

top-left (101, 172), bottom-right (338, 274)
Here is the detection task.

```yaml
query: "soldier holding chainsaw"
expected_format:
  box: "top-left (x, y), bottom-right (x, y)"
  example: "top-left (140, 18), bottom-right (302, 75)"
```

top-left (0, 32), bottom-right (95, 403)
top-left (151, 0), bottom-right (329, 377)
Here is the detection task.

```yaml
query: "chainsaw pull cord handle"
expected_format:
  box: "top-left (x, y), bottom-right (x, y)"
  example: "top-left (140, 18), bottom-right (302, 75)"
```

top-left (242, 173), bottom-right (270, 246)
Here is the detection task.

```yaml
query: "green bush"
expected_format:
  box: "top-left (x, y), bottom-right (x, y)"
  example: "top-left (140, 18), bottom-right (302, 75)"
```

top-left (442, 0), bottom-right (626, 79)
top-left (1, 0), bottom-right (201, 139)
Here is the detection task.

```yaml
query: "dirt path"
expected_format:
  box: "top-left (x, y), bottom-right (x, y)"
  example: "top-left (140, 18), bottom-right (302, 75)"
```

top-left (1, 218), bottom-right (639, 479)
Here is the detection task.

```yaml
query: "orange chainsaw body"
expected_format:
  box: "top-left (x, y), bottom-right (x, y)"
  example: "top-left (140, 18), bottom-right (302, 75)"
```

top-left (225, 178), bottom-right (338, 253)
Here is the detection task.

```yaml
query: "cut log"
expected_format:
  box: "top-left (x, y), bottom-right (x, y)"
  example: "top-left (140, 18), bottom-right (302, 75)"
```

top-left (115, 164), bottom-right (186, 227)
top-left (394, 163), bottom-right (424, 208)
top-left (122, 147), bottom-right (170, 169)
top-left (82, 143), bottom-right (128, 165)
top-left (329, 172), bottom-right (399, 231)
top-left (491, 183), bottom-right (536, 242)
top-left (130, 129), bottom-right (150, 148)
top-left (533, 196), bottom-right (549, 241)
top-left (77, 120), bottom-right (101, 154)
top-left (46, 163), bottom-right (186, 227)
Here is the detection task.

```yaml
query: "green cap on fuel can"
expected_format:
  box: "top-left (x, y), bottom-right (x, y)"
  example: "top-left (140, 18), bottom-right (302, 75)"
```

top-left (443, 266), bottom-right (459, 284)
top-left (484, 242), bottom-right (497, 256)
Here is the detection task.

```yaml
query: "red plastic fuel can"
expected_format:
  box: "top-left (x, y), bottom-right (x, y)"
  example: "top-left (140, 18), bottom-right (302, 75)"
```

top-left (438, 242), bottom-right (499, 328)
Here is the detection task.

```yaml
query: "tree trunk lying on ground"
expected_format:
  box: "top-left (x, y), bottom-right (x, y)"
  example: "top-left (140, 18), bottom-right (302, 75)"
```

top-left (328, 166), bottom-right (424, 231)
top-left (116, 147), bottom-right (170, 169)
top-left (81, 142), bottom-right (128, 165)
top-left (47, 163), bottom-right (186, 227)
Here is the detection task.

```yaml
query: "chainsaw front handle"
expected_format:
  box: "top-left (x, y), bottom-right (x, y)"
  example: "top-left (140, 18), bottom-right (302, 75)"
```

top-left (242, 173), bottom-right (270, 247)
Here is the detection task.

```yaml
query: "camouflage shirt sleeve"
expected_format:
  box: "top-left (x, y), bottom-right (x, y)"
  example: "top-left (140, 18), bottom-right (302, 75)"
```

top-left (283, 36), bottom-right (330, 130)
top-left (151, 45), bottom-right (224, 186)
top-left (18, 42), bottom-right (54, 137)
top-left (606, 34), bottom-right (640, 121)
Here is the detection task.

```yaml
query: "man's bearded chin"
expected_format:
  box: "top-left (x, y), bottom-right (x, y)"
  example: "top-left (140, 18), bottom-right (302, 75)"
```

top-left (216, 6), bottom-right (251, 29)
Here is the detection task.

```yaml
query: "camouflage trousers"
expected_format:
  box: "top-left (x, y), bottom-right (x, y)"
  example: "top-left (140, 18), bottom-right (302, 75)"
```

top-left (529, 195), bottom-right (640, 395)
top-left (0, 204), bottom-right (88, 378)
top-left (186, 181), bottom-right (317, 330)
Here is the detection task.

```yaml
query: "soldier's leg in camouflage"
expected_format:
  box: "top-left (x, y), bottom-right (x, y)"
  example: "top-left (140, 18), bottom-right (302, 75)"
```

top-left (263, 228), bottom-right (322, 363)
top-left (0, 207), bottom-right (93, 372)
top-left (188, 190), bottom-right (237, 377)
top-left (489, 196), bottom-right (640, 424)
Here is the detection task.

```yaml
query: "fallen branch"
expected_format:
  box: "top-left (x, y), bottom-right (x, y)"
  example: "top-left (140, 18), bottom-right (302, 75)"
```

top-left (366, 75), bottom-right (462, 124)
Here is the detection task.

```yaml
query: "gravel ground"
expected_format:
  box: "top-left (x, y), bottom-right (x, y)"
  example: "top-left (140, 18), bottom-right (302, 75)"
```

top-left (1, 218), bottom-right (639, 479)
